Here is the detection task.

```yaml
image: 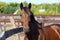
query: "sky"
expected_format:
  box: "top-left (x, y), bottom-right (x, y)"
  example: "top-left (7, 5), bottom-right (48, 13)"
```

top-left (0, 0), bottom-right (60, 4)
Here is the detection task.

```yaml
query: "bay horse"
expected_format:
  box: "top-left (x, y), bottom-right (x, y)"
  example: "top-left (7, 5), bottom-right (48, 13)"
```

top-left (20, 3), bottom-right (60, 40)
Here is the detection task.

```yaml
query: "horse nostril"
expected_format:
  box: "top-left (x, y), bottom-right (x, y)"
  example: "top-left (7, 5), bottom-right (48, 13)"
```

top-left (20, 15), bottom-right (22, 16)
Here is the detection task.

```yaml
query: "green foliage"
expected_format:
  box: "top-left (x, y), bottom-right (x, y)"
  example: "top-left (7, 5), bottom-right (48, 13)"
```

top-left (0, 2), bottom-right (60, 15)
top-left (0, 2), bottom-right (7, 13)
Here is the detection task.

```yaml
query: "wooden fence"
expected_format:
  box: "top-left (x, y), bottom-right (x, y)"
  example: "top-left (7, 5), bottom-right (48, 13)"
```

top-left (0, 14), bottom-right (60, 22)
top-left (0, 14), bottom-right (60, 40)
top-left (0, 14), bottom-right (60, 26)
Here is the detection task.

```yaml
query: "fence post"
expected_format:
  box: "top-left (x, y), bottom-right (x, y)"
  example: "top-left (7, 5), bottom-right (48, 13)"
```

top-left (41, 16), bottom-right (45, 27)
top-left (8, 16), bottom-right (19, 40)
top-left (17, 22), bottom-right (20, 40)
top-left (0, 24), bottom-right (2, 35)
top-left (4, 16), bottom-right (6, 31)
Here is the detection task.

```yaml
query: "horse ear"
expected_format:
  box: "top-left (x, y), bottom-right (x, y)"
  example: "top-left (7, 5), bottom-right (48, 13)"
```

top-left (20, 2), bottom-right (23, 9)
top-left (28, 3), bottom-right (31, 9)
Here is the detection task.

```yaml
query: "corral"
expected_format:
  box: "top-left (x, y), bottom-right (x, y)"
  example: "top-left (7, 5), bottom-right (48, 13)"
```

top-left (0, 14), bottom-right (60, 40)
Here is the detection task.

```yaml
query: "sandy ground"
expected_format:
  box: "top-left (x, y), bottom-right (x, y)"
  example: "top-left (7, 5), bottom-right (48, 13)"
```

top-left (0, 22), bottom-right (24, 40)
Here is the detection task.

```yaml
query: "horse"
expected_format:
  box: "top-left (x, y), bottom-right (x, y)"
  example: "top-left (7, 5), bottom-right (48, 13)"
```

top-left (20, 3), bottom-right (60, 40)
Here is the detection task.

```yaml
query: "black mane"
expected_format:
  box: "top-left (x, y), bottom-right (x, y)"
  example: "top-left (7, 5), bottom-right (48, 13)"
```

top-left (30, 11), bottom-right (40, 23)
top-left (26, 11), bottom-right (42, 40)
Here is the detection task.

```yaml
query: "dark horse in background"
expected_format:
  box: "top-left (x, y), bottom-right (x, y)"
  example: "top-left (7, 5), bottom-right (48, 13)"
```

top-left (20, 3), bottom-right (60, 40)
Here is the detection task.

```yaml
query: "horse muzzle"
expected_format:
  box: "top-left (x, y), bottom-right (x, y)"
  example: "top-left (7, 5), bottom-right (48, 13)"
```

top-left (23, 26), bottom-right (30, 33)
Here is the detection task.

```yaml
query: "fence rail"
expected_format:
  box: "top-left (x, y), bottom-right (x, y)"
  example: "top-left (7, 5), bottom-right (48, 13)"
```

top-left (0, 14), bottom-right (60, 40)
top-left (0, 14), bottom-right (60, 23)
top-left (0, 14), bottom-right (60, 27)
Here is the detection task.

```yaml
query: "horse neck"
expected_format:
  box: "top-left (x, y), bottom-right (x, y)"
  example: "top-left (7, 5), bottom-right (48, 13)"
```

top-left (29, 12), bottom-right (41, 29)
top-left (30, 12), bottom-right (40, 24)
top-left (29, 12), bottom-right (42, 29)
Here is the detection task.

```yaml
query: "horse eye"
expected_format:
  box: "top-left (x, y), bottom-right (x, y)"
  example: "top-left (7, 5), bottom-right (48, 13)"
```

top-left (20, 15), bottom-right (22, 16)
